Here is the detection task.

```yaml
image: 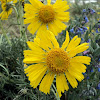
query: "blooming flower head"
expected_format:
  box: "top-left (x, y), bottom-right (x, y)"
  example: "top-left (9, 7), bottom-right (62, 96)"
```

top-left (24, 0), bottom-right (70, 36)
top-left (23, 31), bottom-right (91, 97)
top-left (0, 0), bottom-right (17, 20)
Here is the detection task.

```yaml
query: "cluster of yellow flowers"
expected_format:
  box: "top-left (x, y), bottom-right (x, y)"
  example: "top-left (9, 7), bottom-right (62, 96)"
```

top-left (0, 0), bottom-right (91, 98)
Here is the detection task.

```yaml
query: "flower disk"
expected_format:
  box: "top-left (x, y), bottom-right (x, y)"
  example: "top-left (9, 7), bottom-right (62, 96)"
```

top-left (39, 5), bottom-right (55, 23)
top-left (46, 48), bottom-right (70, 73)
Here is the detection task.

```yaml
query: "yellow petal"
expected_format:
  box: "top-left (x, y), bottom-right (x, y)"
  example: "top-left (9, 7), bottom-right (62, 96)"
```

top-left (29, 0), bottom-right (43, 9)
top-left (39, 72), bottom-right (55, 94)
top-left (37, 24), bottom-right (47, 36)
top-left (47, 31), bottom-right (59, 48)
top-left (27, 19), bottom-right (41, 35)
top-left (53, 0), bottom-right (69, 12)
top-left (36, 31), bottom-right (54, 50)
top-left (71, 56), bottom-right (91, 65)
top-left (23, 50), bottom-right (45, 58)
top-left (47, 0), bottom-right (51, 5)
top-left (54, 19), bottom-right (67, 32)
top-left (55, 12), bottom-right (70, 22)
top-left (48, 21), bottom-right (60, 36)
top-left (68, 43), bottom-right (89, 57)
top-left (25, 64), bottom-right (47, 88)
top-left (61, 31), bottom-right (69, 50)
top-left (65, 71), bottom-right (78, 88)
top-left (37, 29), bottom-right (59, 50)
top-left (70, 62), bottom-right (87, 73)
top-left (68, 67), bottom-right (84, 81)
top-left (13, 0), bottom-right (17, 3)
top-left (66, 36), bottom-right (81, 52)
top-left (24, 4), bottom-right (38, 13)
top-left (56, 74), bottom-right (69, 97)
top-left (35, 35), bottom-right (51, 52)
top-left (48, 19), bottom-right (66, 36)
top-left (23, 53), bottom-right (45, 64)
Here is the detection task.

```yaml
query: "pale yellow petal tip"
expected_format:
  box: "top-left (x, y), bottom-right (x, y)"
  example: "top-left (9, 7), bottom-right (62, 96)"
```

top-left (87, 57), bottom-right (91, 65)
top-left (56, 92), bottom-right (62, 98)
top-left (39, 89), bottom-right (49, 95)
top-left (26, 41), bottom-right (30, 44)
top-left (66, 31), bottom-right (69, 35)
top-left (79, 76), bottom-right (84, 82)
top-left (24, 64), bottom-right (27, 67)
top-left (23, 59), bottom-right (26, 63)
top-left (27, 41), bottom-right (33, 46)
top-left (72, 84), bottom-right (78, 88)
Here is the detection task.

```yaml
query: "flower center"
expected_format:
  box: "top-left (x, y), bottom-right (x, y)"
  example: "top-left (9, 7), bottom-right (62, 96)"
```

top-left (46, 48), bottom-right (70, 74)
top-left (38, 5), bottom-right (55, 23)
top-left (4, 3), bottom-right (12, 11)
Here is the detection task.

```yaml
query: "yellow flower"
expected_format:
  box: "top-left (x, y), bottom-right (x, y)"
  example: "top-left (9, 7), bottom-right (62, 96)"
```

top-left (87, 27), bottom-right (89, 30)
top-left (0, 0), bottom-right (17, 20)
top-left (23, 31), bottom-right (91, 97)
top-left (97, 12), bottom-right (100, 14)
top-left (24, 0), bottom-right (70, 36)
top-left (92, 30), bottom-right (94, 33)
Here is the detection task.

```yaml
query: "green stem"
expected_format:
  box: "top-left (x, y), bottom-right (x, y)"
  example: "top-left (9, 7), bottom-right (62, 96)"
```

top-left (13, 6), bottom-right (21, 36)
top-left (52, 83), bottom-right (60, 100)
top-left (19, 1), bottom-right (27, 42)
top-left (13, 6), bottom-right (18, 18)
top-left (0, 20), bottom-right (11, 46)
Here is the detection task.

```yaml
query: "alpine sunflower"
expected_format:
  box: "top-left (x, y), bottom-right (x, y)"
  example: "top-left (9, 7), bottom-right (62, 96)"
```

top-left (23, 31), bottom-right (91, 97)
top-left (0, 0), bottom-right (17, 20)
top-left (24, 0), bottom-right (70, 36)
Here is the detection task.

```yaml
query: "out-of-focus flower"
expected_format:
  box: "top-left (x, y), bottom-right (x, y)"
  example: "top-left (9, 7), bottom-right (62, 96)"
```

top-left (90, 9), bottom-right (96, 14)
top-left (83, 9), bottom-right (86, 13)
top-left (98, 68), bottom-right (100, 72)
top-left (97, 12), bottom-right (100, 14)
top-left (83, 50), bottom-right (89, 55)
top-left (84, 16), bottom-right (89, 23)
top-left (23, 31), bottom-right (91, 97)
top-left (97, 83), bottom-right (100, 89)
top-left (86, 39), bottom-right (90, 43)
top-left (92, 30), bottom-right (95, 33)
top-left (76, 27), bottom-right (84, 34)
top-left (86, 76), bottom-right (89, 79)
top-left (60, 32), bottom-right (63, 34)
top-left (83, 27), bottom-right (87, 32)
top-left (90, 69), bottom-right (94, 72)
top-left (24, 0), bottom-right (70, 36)
top-left (98, 25), bottom-right (100, 29)
top-left (83, 72), bottom-right (86, 75)
top-left (81, 38), bottom-right (84, 41)
top-left (87, 27), bottom-right (89, 30)
top-left (0, 0), bottom-right (17, 20)
top-left (70, 28), bottom-right (74, 33)
top-left (96, 29), bottom-right (99, 33)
